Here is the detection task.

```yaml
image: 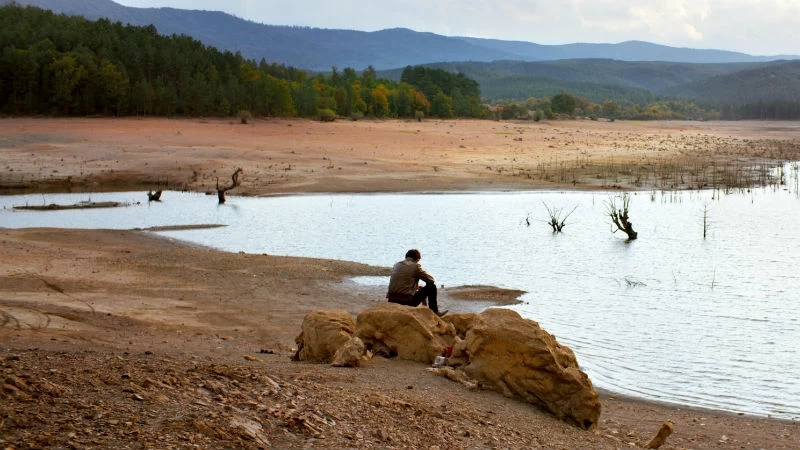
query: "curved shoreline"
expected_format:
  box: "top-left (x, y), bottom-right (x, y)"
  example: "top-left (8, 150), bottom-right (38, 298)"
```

top-left (3, 190), bottom-right (797, 423)
top-left (2, 190), bottom-right (797, 423)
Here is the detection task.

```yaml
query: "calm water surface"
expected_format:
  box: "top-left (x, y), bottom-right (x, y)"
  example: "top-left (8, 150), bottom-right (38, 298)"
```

top-left (2, 186), bottom-right (799, 419)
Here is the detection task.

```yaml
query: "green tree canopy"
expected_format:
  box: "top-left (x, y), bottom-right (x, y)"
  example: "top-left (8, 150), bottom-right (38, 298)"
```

top-left (0, 3), bottom-right (450, 119)
top-left (550, 93), bottom-right (576, 115)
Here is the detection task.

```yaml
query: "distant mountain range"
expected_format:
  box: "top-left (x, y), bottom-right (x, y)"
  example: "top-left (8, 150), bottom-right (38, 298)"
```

top-left (5, 0), bottom-right (799, 71)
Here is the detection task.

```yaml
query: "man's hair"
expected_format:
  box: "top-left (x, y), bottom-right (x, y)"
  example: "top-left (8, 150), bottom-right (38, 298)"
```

top-left (405, 249), bottom-right (421, 260)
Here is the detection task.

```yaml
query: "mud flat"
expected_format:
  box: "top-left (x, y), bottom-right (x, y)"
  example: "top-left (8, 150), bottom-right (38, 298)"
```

top-left (3, 117), bottom-right (800, 195)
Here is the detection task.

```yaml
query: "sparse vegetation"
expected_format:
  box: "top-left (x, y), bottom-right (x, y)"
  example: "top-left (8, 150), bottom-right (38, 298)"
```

top-left (542, 202), bottom-right (578, 233)
top-left (702, 201), bottom-right (711, 239)
top-left (318, 109), bottom-right (337, 122)
top-left (238, 110), bottom-right (252, 124)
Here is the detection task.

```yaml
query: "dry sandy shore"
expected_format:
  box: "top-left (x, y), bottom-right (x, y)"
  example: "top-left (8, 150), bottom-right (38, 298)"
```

top-left (2, 118), bottom-right (799, 449)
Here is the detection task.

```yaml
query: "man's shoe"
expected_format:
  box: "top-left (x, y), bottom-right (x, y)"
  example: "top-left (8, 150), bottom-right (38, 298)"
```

top-left (436, 310), bottom-right (448, 317)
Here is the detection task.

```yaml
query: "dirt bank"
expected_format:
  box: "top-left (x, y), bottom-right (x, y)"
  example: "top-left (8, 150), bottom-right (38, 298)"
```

top-left (3, 117), bottom-right (800, 195)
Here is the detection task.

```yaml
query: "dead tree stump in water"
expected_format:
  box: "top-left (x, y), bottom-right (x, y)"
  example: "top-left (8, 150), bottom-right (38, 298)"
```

top-left (216, 168), bottom-right (243, 204)
top-left (147, 190), bottom-right (162, 202)
top-left (543, 202), bottom-right (578, 233)
top-left (607, 193), bottom-right (638, 240)
top-left (147, 177), bottom-right (168, 202)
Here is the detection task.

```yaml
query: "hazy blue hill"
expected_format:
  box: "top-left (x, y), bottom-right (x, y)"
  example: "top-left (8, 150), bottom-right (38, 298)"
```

top-left (375, 60), bottom-right (762, 101)
top-left (5, 0), bottom-right (798, 71)
top-left (480, 75), bottom-right (660, 104)
top-left (426, 60), bottom-right (759, 92)
top-left (664, 60), bottom-right (800, 103)
top-left (458, 38), bottom-right (790, 64)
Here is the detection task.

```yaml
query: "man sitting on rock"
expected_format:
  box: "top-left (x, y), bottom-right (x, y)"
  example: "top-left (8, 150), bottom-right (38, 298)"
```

top-left (386, 249), bottom-right (446, 317)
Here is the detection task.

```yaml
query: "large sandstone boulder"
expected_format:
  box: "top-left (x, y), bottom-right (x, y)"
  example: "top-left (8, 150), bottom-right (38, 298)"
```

top-left (356, 303), bottom-right (457, 363)
top-left (292, 310), bottom-right (356, 363)
top-left (441, 312), bottom-right (477, 338)
top-left (462, 308), bottom-right (601, 430)
top-left (292, 305), bottom-right (600, 430)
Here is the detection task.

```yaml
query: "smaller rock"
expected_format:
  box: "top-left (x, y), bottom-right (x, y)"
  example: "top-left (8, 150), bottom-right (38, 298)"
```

top-left (644, 422), bottom-right (674, 449)
top-left (331, 337), bottom-right (365, 367)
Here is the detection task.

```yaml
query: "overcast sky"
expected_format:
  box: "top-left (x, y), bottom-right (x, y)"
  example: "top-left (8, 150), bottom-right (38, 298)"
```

top-left (113, 0), bottom-right (800, 56)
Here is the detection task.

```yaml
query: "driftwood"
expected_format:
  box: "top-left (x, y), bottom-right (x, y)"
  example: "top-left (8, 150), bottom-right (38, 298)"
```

top-left (216, 168), bottom-right (243, 204)
top-left (607, 193), bottom-right (638, 240)
top-left (14, 201), bottom-right (121, 211)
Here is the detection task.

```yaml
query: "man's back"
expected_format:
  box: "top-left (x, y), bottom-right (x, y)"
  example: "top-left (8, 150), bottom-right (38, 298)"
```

top-left (388, 257), bottom-right (434, 297)
top-left (386, 250), bottom-right (442, 315)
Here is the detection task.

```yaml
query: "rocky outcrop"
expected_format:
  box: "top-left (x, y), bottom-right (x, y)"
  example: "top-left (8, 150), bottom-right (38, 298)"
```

top-left (460, 308), bottom-right (601, 430)
top-left (355, 303), bottom-right (457, 363)
top-left (294, 304), bottom-right (600, 430)
top-left (292, 310), bottom-right (357, 363)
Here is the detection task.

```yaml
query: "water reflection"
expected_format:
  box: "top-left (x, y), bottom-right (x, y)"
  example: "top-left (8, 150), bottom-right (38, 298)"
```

top-left (1, 183), bottom-right (799, 419)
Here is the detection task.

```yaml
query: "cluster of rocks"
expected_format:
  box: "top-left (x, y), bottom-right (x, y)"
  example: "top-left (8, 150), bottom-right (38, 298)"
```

top-left (293, 303), bottom-right (601, 430)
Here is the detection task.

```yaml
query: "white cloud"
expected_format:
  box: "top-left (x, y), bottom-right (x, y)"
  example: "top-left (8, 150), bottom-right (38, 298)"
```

top-left (112, 0), bottom-right (800, 55)
top-left (683, 24), bottom-right (704, 42)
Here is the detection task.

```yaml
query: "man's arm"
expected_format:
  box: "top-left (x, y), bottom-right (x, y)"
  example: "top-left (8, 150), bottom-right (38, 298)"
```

top-left (416, 264), bottom-right (435, 284)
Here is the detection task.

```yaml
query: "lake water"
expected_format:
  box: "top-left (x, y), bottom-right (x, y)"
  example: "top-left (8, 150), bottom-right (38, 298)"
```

top-left (2, 183), bottom-right (799, 420)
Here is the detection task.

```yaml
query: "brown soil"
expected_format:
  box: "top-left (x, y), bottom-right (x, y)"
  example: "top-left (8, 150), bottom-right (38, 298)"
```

top-left (3, 117), bottom-right (800, 195)
top-left (2, 118), bottom-right (799, 449)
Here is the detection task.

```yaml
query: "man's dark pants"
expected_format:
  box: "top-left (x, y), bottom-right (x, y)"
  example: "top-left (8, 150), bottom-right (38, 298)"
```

top-left (388, 282), bottom-right (439, 313)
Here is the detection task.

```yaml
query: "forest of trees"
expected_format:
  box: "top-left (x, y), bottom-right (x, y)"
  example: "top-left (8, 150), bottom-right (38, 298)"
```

top-left (491, 94), bottom-right (800, 121)
top-left (491, 94), bottom-right (719, 121)
top-left (400, 66), bottom-right (483, 118)
top-left (0, 4), bottom-right (487, 119)
top-left (4, 4), bottom-right (800, 121)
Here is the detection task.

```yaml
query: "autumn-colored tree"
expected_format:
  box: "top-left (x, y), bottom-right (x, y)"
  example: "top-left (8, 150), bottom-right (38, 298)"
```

top-left (601, 100), bottom-right (621, 118)
top-left (414, 90), bottom-right (431, 116)
top-left (370, 84), bottom-right (390, 117)
top-left (351, 79), bottom-right (367, 114)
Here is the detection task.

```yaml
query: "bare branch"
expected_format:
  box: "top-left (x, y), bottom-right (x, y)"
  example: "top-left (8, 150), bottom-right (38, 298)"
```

top-left (605, 194), bottom-right (637, 240)
top-left (542, 202), bottom-right (578, 233)
top-left (216, 168), bottom-right (243, 204)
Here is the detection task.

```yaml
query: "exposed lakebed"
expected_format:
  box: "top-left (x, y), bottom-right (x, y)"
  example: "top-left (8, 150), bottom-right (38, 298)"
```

top-left (2, 183), bottom-right (799, 419)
